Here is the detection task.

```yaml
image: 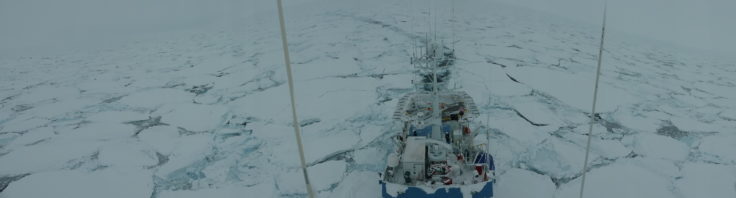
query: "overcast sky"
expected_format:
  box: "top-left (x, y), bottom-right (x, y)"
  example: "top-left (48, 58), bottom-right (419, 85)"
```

top-left (0, 0), bottom-right (239, 57)
top-left (496, 0), bottom-right (736, 56)
top-left (0, 0), bottom-right (734, 58)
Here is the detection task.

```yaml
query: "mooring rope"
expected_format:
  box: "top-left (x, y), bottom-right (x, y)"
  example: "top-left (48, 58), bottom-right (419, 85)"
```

top-left (275, 0), bottom-right (316, 197)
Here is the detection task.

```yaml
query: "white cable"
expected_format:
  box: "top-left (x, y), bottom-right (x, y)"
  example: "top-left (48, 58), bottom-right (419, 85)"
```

top-left (275, 0), bottom-right (315, 197)
top-left (579, 2), bottom-right (607, 198)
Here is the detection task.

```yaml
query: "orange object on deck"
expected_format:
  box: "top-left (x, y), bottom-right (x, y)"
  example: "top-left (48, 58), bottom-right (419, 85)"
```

top-left (475, 165), bottom-right (484, 175)
top-left (442, 177), bottom-right (453, 185)
top-left (463, 126), bottom-right (471, 135)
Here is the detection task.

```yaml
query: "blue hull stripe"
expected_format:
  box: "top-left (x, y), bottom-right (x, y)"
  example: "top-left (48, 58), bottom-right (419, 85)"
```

top-left (380, 181), bottom-right (493, 198)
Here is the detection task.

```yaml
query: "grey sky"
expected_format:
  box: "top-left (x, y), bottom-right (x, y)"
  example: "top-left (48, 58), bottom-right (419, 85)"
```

top-left (0, 0), bottom-right (236, 58)
top-left (496, 0), bottom-right (736, 56)
top-left (0, 0), bottom-right (733, 57)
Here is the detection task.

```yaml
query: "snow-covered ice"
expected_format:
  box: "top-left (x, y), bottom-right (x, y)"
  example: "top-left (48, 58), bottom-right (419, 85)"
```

top-left (2, 169), bottom-right (153, 198)
top-left (0, 0), bottom-right (734, 197)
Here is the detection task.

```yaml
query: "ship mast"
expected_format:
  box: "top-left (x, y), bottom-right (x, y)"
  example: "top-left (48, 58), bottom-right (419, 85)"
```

top-left (430, 43), bottom-right (443, 141)
top-left (579, 1), bottom-right (608, 198)
top-left (275, 0), bottom-right (315, 197)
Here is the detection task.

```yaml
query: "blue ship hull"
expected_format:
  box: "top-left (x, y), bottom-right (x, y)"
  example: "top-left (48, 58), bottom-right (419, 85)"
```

top-left (380, 180), bottom-right (493, 198)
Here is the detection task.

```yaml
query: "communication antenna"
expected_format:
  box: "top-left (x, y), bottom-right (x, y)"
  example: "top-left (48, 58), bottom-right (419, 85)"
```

top-left (426, 0), bottom-right (431, 40)
top-left (579, 1), bottom-right (608, 198)
top-left (433, 0), bottom-right (436, 41)
top-left (451, 0), bottom-right (456, 51)
top-left (275, 0), bottom-right (315, 197)
top-left (409, 0), bottom-right (417, 59)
